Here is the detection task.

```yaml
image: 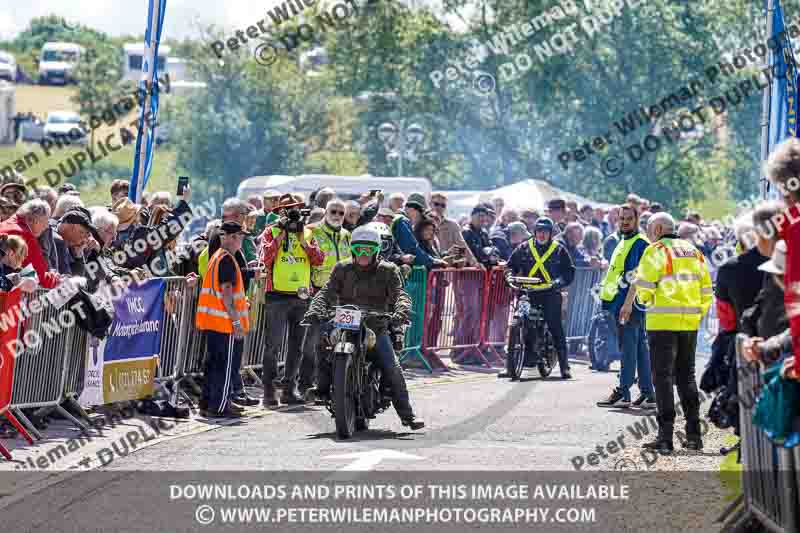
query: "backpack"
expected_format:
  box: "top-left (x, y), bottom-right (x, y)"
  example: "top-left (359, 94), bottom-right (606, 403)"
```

top-left (66, 288), bottom-right (113, 339)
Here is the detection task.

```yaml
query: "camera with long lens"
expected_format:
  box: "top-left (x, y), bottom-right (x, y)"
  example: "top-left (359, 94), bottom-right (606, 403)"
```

top-left (279, 207), bottom-right (312, 233)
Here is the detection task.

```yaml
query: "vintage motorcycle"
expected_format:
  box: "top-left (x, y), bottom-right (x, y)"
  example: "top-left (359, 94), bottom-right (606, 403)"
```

top-left (312, 304), bottom-right (404, 439)
top-left (505, 276), bottom-right (560, 380)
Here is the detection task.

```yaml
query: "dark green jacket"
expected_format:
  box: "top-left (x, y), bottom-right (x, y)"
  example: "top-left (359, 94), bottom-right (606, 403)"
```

top-left (307, 259), bottom-right (411, 334)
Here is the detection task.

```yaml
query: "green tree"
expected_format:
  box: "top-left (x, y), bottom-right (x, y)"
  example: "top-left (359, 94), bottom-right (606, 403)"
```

top-left (71, 43), bottom-right (124, 146)
top-left (10, 15), bottom-right (112, 79)
top-left (167, 27), bottom-right (296, 200)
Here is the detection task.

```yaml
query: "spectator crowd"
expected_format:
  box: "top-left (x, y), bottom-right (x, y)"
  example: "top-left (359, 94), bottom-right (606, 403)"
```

top-left (0, 164), bottom-right (777, 448)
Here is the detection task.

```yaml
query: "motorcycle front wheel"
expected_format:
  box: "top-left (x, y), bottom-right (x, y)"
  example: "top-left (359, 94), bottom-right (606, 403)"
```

top-left (508, 325), bottom-right (526, 380)
top-left (333, 355), bottom-right (357, 439)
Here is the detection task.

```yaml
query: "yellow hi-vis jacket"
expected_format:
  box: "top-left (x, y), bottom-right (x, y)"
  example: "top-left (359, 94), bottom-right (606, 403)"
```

top-left (633, 236), bottom-right (713, 331)
top-left (196, 249), bottom-right (250, 333)
top-left (271, 226), bottom-right (313, 294)
top-left (311, 223), bottom-right (350, 288)
top-left (526, 240), bottom-right (559, 289)
top-left (599, 233), bottom-right (648, 302)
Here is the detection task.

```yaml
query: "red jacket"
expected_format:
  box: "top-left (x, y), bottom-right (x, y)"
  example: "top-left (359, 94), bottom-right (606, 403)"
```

top-left (778, 203), bottom-right (800, 374)
top-left (0, 214), bottom-right (60, 289)
top-left (259, 227), bottom-right (324, 293)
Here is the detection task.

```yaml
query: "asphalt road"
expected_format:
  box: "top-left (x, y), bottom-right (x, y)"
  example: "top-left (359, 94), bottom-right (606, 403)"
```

top-left (1, 358), bottom-right (728, 532)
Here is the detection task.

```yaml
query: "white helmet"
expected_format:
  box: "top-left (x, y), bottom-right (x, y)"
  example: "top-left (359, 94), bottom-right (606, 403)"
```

top-left (350, 225), bottom-right (381, 247)
top-left (361, 222), bottom-right (393, 254)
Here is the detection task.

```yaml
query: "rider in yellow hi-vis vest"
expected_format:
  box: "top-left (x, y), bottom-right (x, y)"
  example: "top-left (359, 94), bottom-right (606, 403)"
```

top-left (526, 239), bottom-right (559, 289)
top-left (259, 196), bottom-right (326, 406)
top-left (628, 211), bottom-right (712, 455)
top-left (502, 217), bottom-right (576, 379)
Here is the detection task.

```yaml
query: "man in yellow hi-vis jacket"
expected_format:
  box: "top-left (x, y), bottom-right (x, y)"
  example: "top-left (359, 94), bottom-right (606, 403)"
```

top-left (624, 212), bottom-right (713, 455)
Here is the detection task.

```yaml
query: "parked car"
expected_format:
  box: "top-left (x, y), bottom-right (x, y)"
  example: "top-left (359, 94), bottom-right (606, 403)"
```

top-left (38, 42), bottom-right (83, 85)
top-left (19, 114), bottom-right (44, 143)
top-left (43, 111), bottom-right (87, 146)
top-left (0, 52), bottom-right (16, 82)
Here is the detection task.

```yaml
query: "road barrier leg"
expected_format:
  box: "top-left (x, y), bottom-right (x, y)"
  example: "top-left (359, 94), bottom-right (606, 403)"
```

top-left (4, 410), bottom-right (35, 445)
top-left (55, 404), bottom-right (90, 434)
top-left (0, 442), bottom-right (11, 461)
top-left (244, 367), bottom-right (263, 387)
top-left (11, 408), bottom-right (43, 441)
top-left (183, 375), bottom-right (203, 396)
top-left (64, 396), bottom-right (92, 424)
top-left (400, 346), bottom-right (433, 373)
top-left (451, 345), bottom-right (491, 368)
top-left (481, 343), bottom-right (505, 365)
top-left (419, 348), bottom-right (447, 371)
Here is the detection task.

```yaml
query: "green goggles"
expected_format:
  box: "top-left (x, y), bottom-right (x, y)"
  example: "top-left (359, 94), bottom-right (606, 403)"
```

top-left (351, 243), bottom-right (380, 257)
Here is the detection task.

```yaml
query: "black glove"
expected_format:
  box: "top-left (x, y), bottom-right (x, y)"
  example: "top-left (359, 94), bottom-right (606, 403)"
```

top-left (392, 330), bottom-right (405, 352)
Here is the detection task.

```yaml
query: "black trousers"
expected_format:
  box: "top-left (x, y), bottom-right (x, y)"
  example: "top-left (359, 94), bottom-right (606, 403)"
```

top-left (300, 322), bottom-right (321, 392)
top-left (262, 295), bottom-right (311, 392)
top-left (203, 330), bottom-right (244, 413)
top-left (648, 330), bottom-right (701, 438)
top-left (528, 291), bottom-right (569, 374)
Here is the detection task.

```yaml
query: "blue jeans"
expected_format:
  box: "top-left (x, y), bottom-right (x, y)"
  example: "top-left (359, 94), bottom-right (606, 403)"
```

top-left (618, 311), bottom-right (654, 399)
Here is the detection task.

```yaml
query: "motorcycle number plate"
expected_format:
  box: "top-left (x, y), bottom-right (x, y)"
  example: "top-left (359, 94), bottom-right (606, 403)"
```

top-left (334, 308), bottom-right (362, 330)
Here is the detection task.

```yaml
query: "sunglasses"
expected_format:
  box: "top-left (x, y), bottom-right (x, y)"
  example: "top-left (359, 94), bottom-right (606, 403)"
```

top-left (351, 244), bottom-right (380, 256)
top-left (328, 210), bottom-right (345, 216)
top-left (432, 202), bottom-right (447, 208)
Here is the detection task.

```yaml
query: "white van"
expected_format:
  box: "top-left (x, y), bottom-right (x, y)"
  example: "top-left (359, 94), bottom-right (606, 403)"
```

top-left (237, 174), bottom-right (433, 204)
top-left (39, 42), bottom-right (84, 85)
top-left (122, 43), bottom-right (170, 82)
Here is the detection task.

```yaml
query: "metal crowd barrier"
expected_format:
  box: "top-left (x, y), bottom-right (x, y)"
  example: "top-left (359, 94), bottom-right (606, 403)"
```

top-left (399, 267), bottom-right (430, 370)
top-left (482, 267), bottom-right (513, 361)
top-left (564, 267), bottom-right (605, 356)
top-left (412, 266), bottom-right (604, 370)
top-left (421, 267), bottom-right (485, 368)
top-left (155, 277), bottom-right (195, 403)
top-left (735, 334), bottom-right (800, 533)
top-left (696, 300), bottom-right (719, 356)
top-left (9, 288), bottom-right (90, 439)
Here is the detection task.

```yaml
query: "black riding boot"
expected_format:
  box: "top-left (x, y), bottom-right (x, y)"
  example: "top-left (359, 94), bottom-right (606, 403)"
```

top-left (643, 424), bottom-right (674, 454)
top-left (681, 419), bottom-right (704, 450)
top-left (385, 366), bottom-right (424, 430)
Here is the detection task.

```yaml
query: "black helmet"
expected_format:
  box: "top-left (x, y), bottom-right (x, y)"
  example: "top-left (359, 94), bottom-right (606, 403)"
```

top-left (535, 217), bottom-right (555, 234)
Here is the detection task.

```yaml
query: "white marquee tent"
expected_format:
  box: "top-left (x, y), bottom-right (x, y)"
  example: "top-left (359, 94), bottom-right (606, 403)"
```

top-left (439, 179), bottom-right (613, 218)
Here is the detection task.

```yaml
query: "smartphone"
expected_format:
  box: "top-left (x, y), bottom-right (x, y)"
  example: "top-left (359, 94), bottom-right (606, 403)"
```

top-left (177, 176), bottom-right (189, 196)
top-left (369, 189), bottom-right (382, 197)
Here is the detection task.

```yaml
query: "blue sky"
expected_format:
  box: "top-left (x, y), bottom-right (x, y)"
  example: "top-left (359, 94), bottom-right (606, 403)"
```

top-left (0, 0), bottom-right (465, 42)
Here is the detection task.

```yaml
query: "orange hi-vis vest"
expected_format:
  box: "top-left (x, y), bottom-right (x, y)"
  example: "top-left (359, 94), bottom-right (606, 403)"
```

top-left (195, 249), bottom-right (250, 333)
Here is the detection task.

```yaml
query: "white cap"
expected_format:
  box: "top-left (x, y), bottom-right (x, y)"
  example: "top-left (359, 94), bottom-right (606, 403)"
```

top-left (759, 240), bottom-right (787, 275)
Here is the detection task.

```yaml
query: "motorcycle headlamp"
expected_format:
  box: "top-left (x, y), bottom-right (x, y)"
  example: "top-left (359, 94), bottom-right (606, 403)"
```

top-left (328, 328), bottom-right (342, 345)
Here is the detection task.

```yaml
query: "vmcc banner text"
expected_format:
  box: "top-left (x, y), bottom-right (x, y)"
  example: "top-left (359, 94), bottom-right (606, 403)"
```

top-left (80, 279), bottom-right (165, 405)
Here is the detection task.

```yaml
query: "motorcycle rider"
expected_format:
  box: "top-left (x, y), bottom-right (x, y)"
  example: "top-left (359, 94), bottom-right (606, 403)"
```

top-left (500, 217), bottom-right (575, 379)
top-left (304, 225), bottom-right (425, 430)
